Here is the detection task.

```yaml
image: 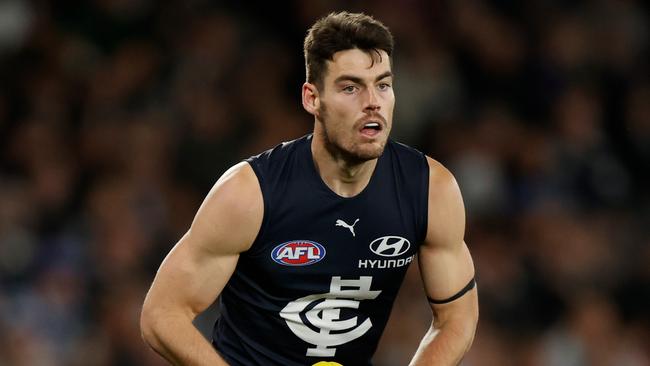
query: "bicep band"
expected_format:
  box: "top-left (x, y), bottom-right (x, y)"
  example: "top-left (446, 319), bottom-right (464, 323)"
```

top-left (427, 277), bottom-right (476, 305)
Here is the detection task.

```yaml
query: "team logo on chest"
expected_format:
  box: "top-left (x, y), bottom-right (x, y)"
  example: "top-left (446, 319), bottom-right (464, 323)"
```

top-left (271, 240), bottom-right (326, 266)
top-left (280, 276), bottom-right (381, 357)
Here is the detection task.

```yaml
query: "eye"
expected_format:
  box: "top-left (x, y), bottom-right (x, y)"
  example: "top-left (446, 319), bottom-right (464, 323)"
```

top-left (378, 82), bottom-right (392, 91)
top-left (342, 85), bottom-right (358, 94)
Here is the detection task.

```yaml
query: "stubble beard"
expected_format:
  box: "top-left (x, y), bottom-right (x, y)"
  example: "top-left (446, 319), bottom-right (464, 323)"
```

top-left (318, 102), bottom-right (387, 164)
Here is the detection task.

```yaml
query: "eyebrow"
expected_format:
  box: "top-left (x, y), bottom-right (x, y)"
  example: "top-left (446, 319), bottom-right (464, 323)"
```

top-left (334, 71), bottom-right (393, 85)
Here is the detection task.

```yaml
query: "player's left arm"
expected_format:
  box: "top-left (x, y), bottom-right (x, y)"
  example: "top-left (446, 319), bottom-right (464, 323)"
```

top-left (409, 157), bottom-right (479, 366)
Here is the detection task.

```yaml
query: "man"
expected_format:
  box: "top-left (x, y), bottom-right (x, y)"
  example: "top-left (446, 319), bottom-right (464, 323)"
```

top-left (141, 11), bottom-right (478, 366)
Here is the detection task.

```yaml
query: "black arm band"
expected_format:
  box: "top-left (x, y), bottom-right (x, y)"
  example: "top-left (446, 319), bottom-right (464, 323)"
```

top-left (427, 277), bottom-right (476, 305)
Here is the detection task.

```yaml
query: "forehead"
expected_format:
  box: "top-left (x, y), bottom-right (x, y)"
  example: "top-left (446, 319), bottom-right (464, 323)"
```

top-left (325, 48), bottom-right (392, 81)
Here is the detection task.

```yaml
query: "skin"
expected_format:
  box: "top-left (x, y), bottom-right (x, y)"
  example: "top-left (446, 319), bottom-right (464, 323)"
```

top-left (303, 49), bottom-right (394, 197)
top-left (303, 48), bottom-right (478, 365)
top-left (140, 48), bottom-right (478, 366)
top-left (409, 158), bottom-right (478, 366)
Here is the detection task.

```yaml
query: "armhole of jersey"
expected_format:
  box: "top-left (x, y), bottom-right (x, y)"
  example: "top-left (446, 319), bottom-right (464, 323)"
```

top-left (244, 159), bottom-right (269, 254)
top-left (419, 153), bottom-right (430, 244)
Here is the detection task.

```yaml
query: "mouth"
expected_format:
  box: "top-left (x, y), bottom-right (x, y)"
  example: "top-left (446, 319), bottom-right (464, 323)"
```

top-left (359, 120), bottom-right (384, 138)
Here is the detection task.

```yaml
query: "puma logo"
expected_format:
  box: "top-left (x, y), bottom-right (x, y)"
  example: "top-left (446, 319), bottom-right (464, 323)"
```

top-left (335, 219), bottom-right (360, 237)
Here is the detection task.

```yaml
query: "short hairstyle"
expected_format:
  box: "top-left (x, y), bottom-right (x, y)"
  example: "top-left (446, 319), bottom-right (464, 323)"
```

top-left (303, 12), bottom-right (394, 89)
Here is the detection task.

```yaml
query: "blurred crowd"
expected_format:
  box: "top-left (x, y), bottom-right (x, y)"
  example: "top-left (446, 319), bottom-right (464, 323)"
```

top-left (0, 0), bottom-right (648, 365)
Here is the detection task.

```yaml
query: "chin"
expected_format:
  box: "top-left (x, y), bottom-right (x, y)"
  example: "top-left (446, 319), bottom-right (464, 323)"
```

top-left (322, 129), bottom-right (388, 162)
top-left (347, 142), bottom-right (386, 162)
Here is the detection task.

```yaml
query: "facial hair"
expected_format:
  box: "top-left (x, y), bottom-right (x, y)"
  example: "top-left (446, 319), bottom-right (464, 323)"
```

top-left (317, 101), bottom-right (387, 163)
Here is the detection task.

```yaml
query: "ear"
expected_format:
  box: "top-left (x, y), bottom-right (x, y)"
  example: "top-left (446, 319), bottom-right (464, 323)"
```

top-left (302, 82), bottom-right (320, 116)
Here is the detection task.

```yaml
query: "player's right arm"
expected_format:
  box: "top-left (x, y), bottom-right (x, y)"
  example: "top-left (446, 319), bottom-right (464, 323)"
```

top-left (140, 162), bottom-right (263, 365)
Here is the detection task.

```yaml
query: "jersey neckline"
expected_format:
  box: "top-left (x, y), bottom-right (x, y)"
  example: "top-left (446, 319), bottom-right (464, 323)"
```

top-left (303, 134), bottom-right (386, 201)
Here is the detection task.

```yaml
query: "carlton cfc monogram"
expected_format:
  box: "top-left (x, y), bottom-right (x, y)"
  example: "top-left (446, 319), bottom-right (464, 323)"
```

top-left (280, 276), bottom-right (381, 357)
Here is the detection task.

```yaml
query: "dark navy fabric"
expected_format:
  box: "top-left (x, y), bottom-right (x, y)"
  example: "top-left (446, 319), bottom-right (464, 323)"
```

top-left (213, 134), bottom-right (429, 366)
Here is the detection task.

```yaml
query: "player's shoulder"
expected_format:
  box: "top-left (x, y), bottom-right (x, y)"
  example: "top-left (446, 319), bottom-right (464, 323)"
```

top-left (387, 139), bottom-right (426, 159)
top-left (424, 156), bottom-right (464, 213)
top-left (384, 140), bottom-right (456, 189)
top-left (247, 134), bottom-right (311, 165)
top-left (425, 157), bottom-right (456, 186)
top-left (188, 161), bottom-right (263, 254)
top-left (385, 140), bottom-right (429, 178)
top-left (204, 161), bottom-right (261, 209)
top-left (245, 134), bottom-right (311, 193)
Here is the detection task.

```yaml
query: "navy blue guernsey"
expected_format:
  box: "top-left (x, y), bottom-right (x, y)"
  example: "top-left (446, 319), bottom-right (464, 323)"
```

top-left (213, 134), bottom-right (429, 366)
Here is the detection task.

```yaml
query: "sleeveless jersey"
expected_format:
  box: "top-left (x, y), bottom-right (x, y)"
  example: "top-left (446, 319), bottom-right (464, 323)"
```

top-left (213, 134), bottom-right (429, 365)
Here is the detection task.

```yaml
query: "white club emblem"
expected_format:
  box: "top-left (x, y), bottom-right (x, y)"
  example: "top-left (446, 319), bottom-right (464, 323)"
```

top-left (280, 276), bottom-right (381, 357)
top-left (335, 218), bottom-right (359, 237)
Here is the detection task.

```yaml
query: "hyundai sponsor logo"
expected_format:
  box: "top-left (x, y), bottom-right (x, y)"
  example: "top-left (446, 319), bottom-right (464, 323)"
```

top-left (271, 240), bottom-right (326, 266)
top-left (369, 236), bottom-right (411, 257)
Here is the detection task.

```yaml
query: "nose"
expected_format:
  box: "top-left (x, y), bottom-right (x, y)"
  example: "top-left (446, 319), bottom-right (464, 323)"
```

top-left (364, 88), bottom-right (380, 112)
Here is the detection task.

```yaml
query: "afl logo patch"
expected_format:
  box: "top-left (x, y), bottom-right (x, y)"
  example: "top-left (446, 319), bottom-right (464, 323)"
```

top-left (271, 240), bottom-right (326, 266)
top-left (369, 236), bottom-right (411, 257)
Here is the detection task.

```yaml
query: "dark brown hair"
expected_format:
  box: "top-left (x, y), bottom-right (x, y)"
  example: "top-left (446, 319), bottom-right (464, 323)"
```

top-left (303, 12), bottom-right (394, 89)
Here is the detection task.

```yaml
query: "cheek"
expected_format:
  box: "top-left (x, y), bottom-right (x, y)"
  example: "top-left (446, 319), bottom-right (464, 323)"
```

top-left (384, 96), bottom-right (395, 121)
top-left (327, 99), bottom-right (357, 121)
top-left (383, 92), bottom-right (395, 108)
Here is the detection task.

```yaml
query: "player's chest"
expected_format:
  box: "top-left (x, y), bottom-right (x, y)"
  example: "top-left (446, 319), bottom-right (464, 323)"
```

top-left (242, 206), bottom-right (420, 293)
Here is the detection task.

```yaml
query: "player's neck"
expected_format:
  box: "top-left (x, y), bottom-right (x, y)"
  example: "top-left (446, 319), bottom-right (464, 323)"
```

top-left (311, 134), bottom-right (378, 198)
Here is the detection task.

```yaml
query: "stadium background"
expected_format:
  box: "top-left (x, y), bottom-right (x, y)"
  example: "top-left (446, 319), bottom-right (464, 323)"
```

top-left (0, 0), bottom-right (648, 365)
